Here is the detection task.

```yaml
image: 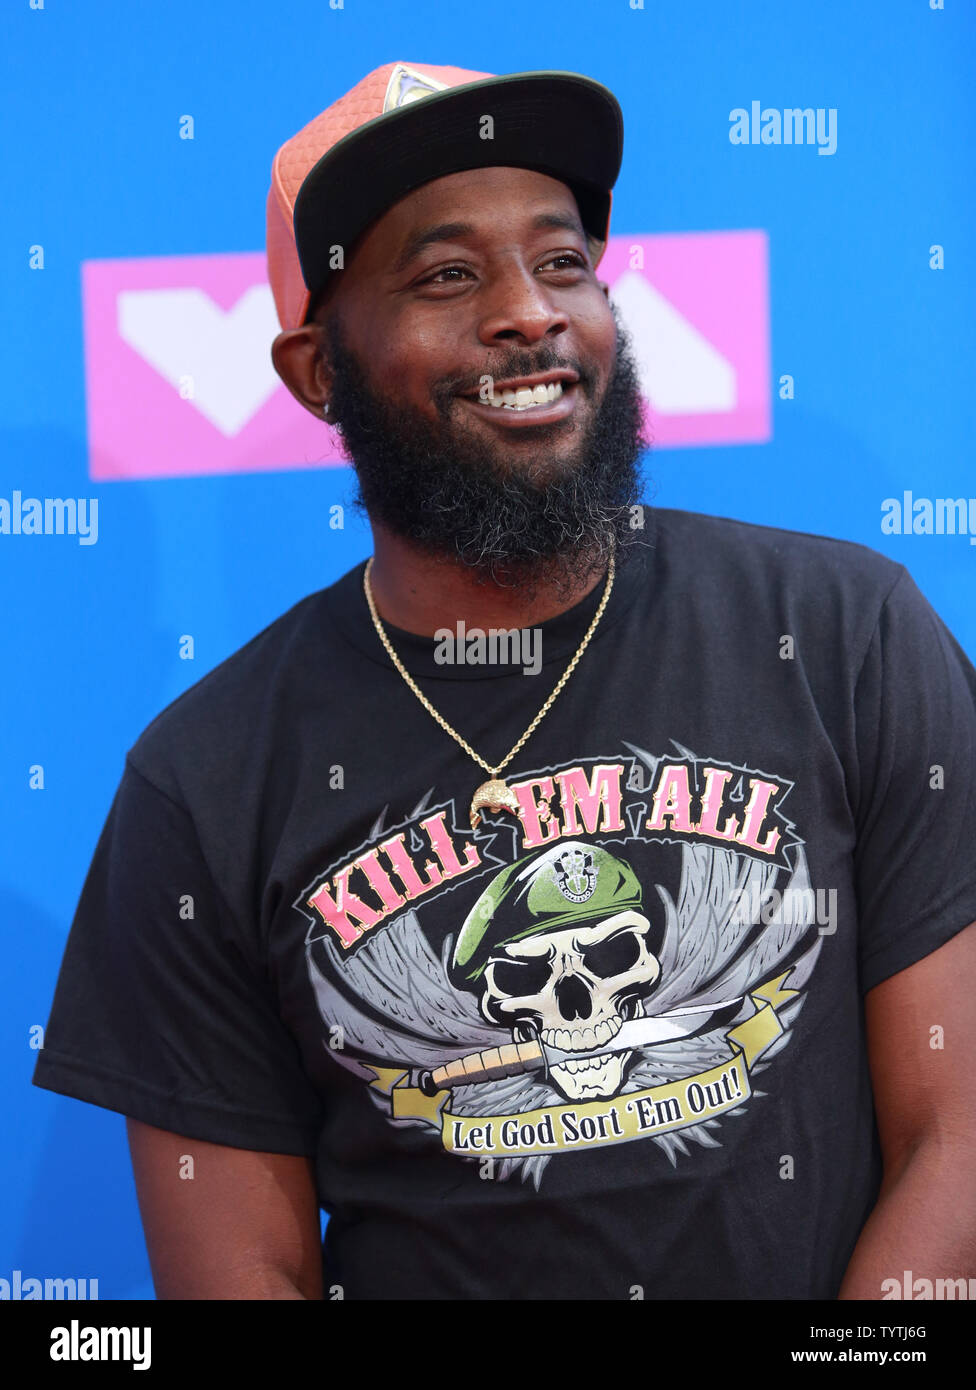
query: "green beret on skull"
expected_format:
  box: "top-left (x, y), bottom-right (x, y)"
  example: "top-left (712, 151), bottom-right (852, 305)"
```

top-left (452, 840), bottom-right (644, 984)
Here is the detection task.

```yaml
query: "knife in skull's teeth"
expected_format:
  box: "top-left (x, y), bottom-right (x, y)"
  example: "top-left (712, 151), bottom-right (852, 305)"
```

top-left (416, 998), bottom-right (744, 1096)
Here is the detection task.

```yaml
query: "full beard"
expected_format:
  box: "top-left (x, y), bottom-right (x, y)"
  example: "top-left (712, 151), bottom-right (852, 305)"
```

top-left (321, 304), bottom-right (650, 603)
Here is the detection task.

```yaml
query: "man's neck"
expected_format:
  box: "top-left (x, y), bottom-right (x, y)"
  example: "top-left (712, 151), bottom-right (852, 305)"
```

top-left (365, 522), bottom-right (609, 636)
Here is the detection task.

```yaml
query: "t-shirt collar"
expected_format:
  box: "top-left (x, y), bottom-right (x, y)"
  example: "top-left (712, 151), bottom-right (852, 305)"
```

top-left (324, 507), bottom-right (655, 681)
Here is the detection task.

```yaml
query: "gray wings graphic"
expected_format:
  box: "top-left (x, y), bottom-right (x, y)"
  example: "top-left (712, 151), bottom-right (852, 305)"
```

top-left (623, 839), bottom-right (822, 1164)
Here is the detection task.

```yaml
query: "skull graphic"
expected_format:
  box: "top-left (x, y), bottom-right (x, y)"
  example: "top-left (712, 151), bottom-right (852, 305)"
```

top-left (482, 909), bottom-right (660, 1098)
top-left (452, 842), bottom-right (663, 1100)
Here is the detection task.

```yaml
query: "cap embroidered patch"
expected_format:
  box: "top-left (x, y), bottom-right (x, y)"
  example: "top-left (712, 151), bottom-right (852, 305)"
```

top-left (383, 63), bottom-right (449, 112)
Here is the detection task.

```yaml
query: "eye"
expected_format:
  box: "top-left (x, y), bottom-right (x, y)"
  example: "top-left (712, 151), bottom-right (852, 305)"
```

top-left (488, 956), bottom-right (552, 996)
top-left (417, 252), bottom-right (586, 287)
top-left (582, 933), bottom-right (642, 979)
top-left (420, 264), bottom-right (471, 284)
top-left (542, 252), bottom-right (587, 272)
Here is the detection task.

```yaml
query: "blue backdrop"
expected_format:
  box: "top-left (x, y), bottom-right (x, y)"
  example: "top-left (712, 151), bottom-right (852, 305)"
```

top-left (2, 0), bottom-right (973, 1299)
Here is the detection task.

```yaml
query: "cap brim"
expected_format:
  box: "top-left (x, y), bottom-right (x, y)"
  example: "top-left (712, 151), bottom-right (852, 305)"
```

top-left (294, 70), bottom-right (623, 322)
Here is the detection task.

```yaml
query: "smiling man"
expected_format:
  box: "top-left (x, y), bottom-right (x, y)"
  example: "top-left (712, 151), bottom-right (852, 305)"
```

top-left (278, 162), bottom-right (647, 617)
top-left (33, 62), bottom-right (976, 1303)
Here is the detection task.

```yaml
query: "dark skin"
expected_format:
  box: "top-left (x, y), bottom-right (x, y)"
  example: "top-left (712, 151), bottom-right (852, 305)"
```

top-left (837, 922), bottom-right (976, 1297)
top-left (126, 164), bottom-right (976, 1299)
top-left (271, 165), bottom-right (618, 636)
top-left (125, 1122), bottom-right (322, 1300)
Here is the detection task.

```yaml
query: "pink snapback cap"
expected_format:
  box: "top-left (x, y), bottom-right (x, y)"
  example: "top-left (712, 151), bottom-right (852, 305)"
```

top-left (266, 61), bottom-right (624, 332)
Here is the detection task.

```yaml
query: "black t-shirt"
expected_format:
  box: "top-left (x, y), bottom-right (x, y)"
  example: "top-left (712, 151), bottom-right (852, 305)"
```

top-left (32, 506), bottom-right (976, 1299)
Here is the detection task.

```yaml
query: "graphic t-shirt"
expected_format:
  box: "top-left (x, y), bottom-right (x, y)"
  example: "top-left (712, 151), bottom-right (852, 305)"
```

top-left (32, 507), bottom-right (976, 1300)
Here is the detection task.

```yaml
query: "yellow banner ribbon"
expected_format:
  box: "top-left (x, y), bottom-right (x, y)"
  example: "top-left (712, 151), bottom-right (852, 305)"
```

top-left (363, 971), bottom-right (797, 1157)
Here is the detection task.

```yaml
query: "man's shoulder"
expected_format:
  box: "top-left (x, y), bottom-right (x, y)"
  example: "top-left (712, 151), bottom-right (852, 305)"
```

top-left (649, 506), bottom-right (906, 599)
top-left (125, 575), bottom-right (350, 799)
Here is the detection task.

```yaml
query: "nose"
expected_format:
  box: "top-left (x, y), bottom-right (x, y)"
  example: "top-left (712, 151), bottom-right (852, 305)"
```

top-left (554, 973), bottom-right (593, 1023)
top-left (476, 262), bottom-right (569, 347)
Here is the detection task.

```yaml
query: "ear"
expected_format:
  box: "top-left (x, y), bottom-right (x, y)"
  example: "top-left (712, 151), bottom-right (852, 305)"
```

top-left (270, 324), bottom-right (332, 420)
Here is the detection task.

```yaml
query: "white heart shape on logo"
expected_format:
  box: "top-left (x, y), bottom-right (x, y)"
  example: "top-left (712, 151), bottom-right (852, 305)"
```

top-left (611, 272), bottom-right (737, 414)
top-left (117, 285), bottom-right (282, 437)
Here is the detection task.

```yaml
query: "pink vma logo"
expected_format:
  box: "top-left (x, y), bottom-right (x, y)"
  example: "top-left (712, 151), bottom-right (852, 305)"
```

top-left (82, 233), bottom-right (769, 481)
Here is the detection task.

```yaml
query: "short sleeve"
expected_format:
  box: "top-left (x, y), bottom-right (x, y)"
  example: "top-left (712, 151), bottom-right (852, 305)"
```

top-left (853, 567), bottom-right (976, 993)
top-left (32, 758), bottom-right (323, 1154)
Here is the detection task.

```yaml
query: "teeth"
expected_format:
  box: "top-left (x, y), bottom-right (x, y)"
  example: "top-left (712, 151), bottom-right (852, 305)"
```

top-left (554, 1054), bottom-right (617, 1077)
top-left (594, 1018), bottom-right (616, 1045)
top-left (486, 380), bottom-right (564, 410)
top-left (540, 1014), bottom-right (623, 1053)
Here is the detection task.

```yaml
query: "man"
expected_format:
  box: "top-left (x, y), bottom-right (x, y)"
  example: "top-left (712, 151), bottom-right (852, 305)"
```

top-left (34, 62), bottom-right (976, 1301)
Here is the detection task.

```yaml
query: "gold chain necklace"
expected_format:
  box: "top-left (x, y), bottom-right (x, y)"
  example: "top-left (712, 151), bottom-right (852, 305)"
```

top-left (363, 550), bottom-right (616, 830)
